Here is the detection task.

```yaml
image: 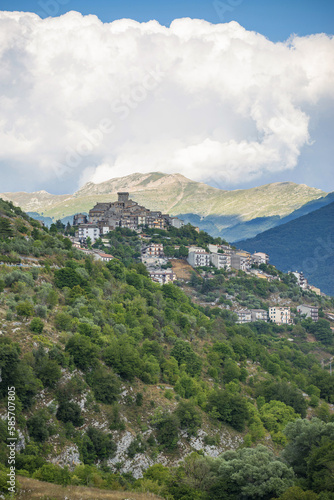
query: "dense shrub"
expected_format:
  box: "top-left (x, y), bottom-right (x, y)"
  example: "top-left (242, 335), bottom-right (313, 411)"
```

top-left (30, 317), bottom-right (44, 333)
top-left (56, 401), bottom-right (84, 427)
top-left (65, 334), bottom-right (99, 370)
top-left (27, 410), bottom-right (50, 442)
top-left (80, 427), bottom-right (117, 464)
top-left (88, 367), bottom-right (120, 404)
top-left (207, 390), bottom-right (249, 431)
top-left (156, 413), bottom-right (179, 450)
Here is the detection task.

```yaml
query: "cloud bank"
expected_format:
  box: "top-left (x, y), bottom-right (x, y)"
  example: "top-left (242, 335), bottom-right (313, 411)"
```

top-left (0, 11), bottom-right (333, 191)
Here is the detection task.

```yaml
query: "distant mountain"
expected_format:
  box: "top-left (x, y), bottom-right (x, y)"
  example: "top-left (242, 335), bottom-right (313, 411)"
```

top-left (237, 202), bottom-right (334, 296)
top-left (26, 212), bottom-right (54, 227)
top-left (181, 192), bottom-right (334, 242)
top-left (1, 172), bottom-right (326, 239)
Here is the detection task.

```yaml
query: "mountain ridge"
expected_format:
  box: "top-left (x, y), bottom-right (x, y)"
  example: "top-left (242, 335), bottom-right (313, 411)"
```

top-left (237, 201), bottom-right (334, 296)
top-left (1, 172), bottom-right (326, 224)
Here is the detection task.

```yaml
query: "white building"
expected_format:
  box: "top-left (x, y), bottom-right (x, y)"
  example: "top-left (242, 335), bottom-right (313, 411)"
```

top-left (269, 306), bottom-right (291, 325)
top-left (187, 251), bottom-right (211, 267)
top-left (94, 252), bottom-right (114, 262)
top-left (188, 246), bottom-right (207, 253)
top-left (291, 271), bottom-right (308, 289)
top-left (297, 304), bottom-right (319, 322)
top-left (149, 269), bottom-right (176, 284)
top-left (252, 252), bottom-right (269, 265)
top-left (236, 308), bottom-right (268, 323)
top-left (100, 226), bottom-right (111, 235)
top-left (237, 310), bottom-right (252, 323)
top-left (78, 224), bottom-right (100, 243)
top-left (143, 243), bottom-right (164, 257)
top-left (231, 251), bottom-right (251, 272)
top-left (170, 217), bottom-right (184, 229)
top-left (251, 309), bottom-right (268, 322)
top-left (210, 252), bottom-right (231, 270)
top-left (208, 244), bottom-right (220, 253)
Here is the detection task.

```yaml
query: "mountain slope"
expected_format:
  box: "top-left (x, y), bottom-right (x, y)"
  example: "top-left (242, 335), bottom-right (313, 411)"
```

top-left (237, 202), bottom-right (334, 296)
top-left (1, 173), bottom-right (326, 235)
top-left (1, 198), bottom-right (334, 498)
top-left (216, 191), bottom-right (334, 242)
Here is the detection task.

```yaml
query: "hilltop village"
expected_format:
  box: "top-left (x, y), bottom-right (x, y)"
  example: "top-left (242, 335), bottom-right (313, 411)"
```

top-left (70, 192), bottom-right (324, 328)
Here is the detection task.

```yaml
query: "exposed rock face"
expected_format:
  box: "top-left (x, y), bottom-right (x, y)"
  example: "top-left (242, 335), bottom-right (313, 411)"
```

top-left (50, 445), bottom-right (81, 471)
top-left (107, 427), bottom-right (244, 479)
top-left (189, 428), bottom-right (243, 457)
top-left (108, 431), bottom-right (154, 479)
top-left (16, 430), bottom-right (26, 452)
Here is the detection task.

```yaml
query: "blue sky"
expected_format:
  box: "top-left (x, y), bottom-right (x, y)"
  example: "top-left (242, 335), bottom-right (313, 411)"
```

top-left (0, 0), bottom-right (333, 194)
top-left (3, 0), bottom-right (334, 41)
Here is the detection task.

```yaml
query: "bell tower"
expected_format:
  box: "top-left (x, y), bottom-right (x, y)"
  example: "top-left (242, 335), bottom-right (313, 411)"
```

top-left (117, 192), bottom-right (129, 203)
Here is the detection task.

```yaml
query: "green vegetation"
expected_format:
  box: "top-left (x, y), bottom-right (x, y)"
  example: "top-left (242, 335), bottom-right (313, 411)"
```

top-left (0, 197), bottom-right (333, 499)
top-left (187, 265), bottom-right (333, 314)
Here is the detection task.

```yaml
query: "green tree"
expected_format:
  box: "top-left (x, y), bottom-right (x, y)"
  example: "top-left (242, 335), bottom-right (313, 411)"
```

top-left (54, 312), bottom-right (72, 331)
top-left (306, 439), bottom-right (334, 493)
top-left (273, 486), bottom-right (319, 500)
top-left (16, 300), bottom-right (34, 317)
top-left (88, 366), bottom-right (120, 404)
top-left (178, 245), bottom-right (189, 258)
top-left (27, 410), bottom-right (50, 442)
top-left (308, 319), bottom-right (333, 345)
top-left (54, 267), bottom-right (86, 289)
top-left (46, 289), bottom-right (58, 307)
top-left (209, 445), bottom-right (294, 499)
top-left (0, 340), bottom-right (20, 397)
top-left (175, 401), bottom-right (202, 436)
top-left (283, 418), bottom-right (334, 478)
top-left (223, 359), bottom-right (241, 383)
top-left (0, 217), bottom-right (13, 238)
top-left (171, 340), bottom-right (202, 377)
top-left (32, 463), bottom-right (71, 486)
top-left (30, 317), bottom-right (44, 334)
top-left (80, 427), bottom-right (116, 464)
top-left (56, 401), bottom-right (84, 427)
top-left (207, 390), bottom-right (249, 431)
top-left (34, 353), bottom-right (61, 388)
top-left (257, 381), bottom-right (307, 418)
top-left (104, 336), bottom-right (141, 380)
top-left (156, 413), bottom-right (180, 450)
top-left (65, 334), bottom-right (99, 370)
top-left (106, 258), bottom-right (125, 280)
top-left (260, 400), bottom-right (300, 444)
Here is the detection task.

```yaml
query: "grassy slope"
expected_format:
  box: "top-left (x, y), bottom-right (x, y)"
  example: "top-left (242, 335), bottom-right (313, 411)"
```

top-left (17, 476), bottom-right (163, 499)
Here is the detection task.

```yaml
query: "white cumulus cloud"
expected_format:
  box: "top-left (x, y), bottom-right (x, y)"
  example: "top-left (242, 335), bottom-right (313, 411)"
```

top-left (0, 11), bottom-right (333, 191)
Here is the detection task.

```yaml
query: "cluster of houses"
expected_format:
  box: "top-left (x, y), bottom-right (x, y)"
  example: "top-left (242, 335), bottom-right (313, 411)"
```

top-left (236, 304), bottom-right (319, 325)
top-left (187, 244), bottom-right (270, 273)
top-left (74, 192), bottom-right (184, 244)
top-left (186, 245), bottom-right (322, 294)
top-left (140, 242), bottom-right (177, 284)
top-left (72, 242), bottom-right (115, 262)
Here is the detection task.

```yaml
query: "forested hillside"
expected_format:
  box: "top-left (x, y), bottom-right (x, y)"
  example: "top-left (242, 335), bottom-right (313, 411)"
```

top-left (0, 198), bottom-right (334, 500)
